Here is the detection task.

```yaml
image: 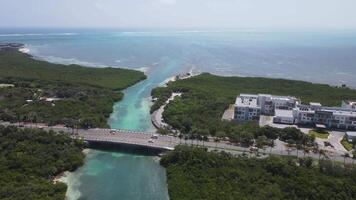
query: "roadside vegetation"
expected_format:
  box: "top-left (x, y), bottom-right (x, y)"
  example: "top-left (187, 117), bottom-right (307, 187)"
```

top-left (0, 125), bottom-right (85, 200)
top-left (161, 146), bottom-right (356, 200)
top-left (341, 137), bottom-right (354, 151)
top-left (0, 48), bottom-right (146, 128)
top-left (309, 130), bottom-right (330, 139)
top-left (151, 73), bottom-right (356, 145)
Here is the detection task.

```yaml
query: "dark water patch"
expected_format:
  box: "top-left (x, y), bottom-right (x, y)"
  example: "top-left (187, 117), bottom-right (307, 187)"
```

top-left (87, 141), bottom-right (167, 156)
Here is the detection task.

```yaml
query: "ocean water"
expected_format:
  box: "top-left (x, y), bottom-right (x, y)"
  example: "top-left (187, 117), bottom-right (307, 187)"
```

top-left (1, 28), bottom-right (356, 200)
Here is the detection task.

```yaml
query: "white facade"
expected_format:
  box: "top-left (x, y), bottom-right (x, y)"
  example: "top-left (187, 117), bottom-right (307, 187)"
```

top-left (293, 105), bottom-right (356, 130)
top-left (273, 109), bottom-right (295, 124)
top-left (234, 94), bottom-right (261, 121)
top-left (234, 93), bottom-right (299, 122)
top-left (234, 93), bottom-right (356, 130)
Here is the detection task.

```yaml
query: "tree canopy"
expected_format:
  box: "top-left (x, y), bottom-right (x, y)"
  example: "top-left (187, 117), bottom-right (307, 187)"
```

top-left (0, 48), bottom-right (146, 128)
top-left (161, 146), bottom-right (356, 200)
top-left (0, 125), bottom-right (85, 200)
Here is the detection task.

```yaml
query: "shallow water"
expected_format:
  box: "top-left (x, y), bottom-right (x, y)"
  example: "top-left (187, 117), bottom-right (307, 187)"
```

top-left (63, 150), bottom-right (169, 200)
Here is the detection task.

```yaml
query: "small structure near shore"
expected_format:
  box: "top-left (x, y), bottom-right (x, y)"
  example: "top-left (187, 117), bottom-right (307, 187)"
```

top-left (0, 83), bottom-right (15, 88)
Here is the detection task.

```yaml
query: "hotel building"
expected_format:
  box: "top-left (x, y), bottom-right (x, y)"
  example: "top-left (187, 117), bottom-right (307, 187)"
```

top-left (234, 93), bottom-right (356, 130)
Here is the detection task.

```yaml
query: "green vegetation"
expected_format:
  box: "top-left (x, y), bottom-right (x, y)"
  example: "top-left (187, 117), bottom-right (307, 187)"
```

top-left (161, 146), bottom-right (356, 200)
top-left (0, 125), bottom-right (85, 200)
top-left (0, 49), bottom-right (146, 90)
top-left (309, 130), bottom-right (330, 139)
top-left (151, 73), bottom-right (356, 144)
top-left (341, 137), bottom-right (354, 151)
top-left (0, 48), bottom-right (146, 128)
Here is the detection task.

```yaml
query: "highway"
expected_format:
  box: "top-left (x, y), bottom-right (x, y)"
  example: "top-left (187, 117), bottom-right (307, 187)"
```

top-left (1, 121), bottom-right (354, 164)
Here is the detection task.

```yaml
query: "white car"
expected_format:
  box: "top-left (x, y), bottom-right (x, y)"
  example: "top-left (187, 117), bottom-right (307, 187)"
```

top-left (148, 139), bottom-right (154, 143)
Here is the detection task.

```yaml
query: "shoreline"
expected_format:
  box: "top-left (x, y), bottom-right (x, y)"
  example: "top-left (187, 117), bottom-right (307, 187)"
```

top-left (151, 68), bottom-right (198, 130)
top-left (53, 148), bottom-right (91, 184)
top-left (53, 148), bottom-right (91, 200)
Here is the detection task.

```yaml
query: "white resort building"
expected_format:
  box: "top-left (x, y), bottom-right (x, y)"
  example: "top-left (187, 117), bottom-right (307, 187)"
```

top-left (234, 93), bottom-right (356, 131)
top-left (234, 94), bottom-right (299, 122)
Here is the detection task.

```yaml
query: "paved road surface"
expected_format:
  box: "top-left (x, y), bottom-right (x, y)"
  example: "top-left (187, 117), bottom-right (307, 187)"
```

top-left (1, 121), bottom-right (354, 164)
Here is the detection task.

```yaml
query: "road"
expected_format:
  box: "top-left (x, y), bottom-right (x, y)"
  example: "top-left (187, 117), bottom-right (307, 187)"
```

top-left (1, 121), bottom-right (354, 164)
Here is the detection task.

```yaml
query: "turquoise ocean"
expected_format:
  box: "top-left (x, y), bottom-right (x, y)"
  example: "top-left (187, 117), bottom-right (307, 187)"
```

top-left (1, 28), bottom-right (356, 200)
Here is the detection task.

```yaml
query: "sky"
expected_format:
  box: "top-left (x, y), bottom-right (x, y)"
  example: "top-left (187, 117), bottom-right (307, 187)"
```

top-left (1, 0), bottom-right (356, 29)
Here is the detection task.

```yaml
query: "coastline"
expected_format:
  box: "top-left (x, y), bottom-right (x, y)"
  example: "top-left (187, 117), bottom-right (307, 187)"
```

top-left (53, 148), bottom-right (91, 183)
top-left (53, 148), bottom-right (91, 200)
top-left (151, 68), bottom-right (198, 129)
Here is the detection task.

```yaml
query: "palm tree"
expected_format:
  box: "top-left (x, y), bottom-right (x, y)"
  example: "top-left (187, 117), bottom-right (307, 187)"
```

top-left (296, 144), bottom-right (303, 158)
top-left (178, 134), bottom-right (183, 144)
top-left (343, 153), bottom-right (350, 165)
top-left (203, 136), bottom-right (208, 146)
top-left (303, 148), bottom-right (310, 158)
top-left (318, 149), bottom-right (326, 162)
top-left (17, 113), bottom-right (21, 126)
top-left (214, 138), bottom-right (220, 150)
top-left (269, 140), bottom-right (275, 155)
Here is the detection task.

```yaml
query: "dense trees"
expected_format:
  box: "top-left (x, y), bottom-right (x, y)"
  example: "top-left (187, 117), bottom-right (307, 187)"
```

top-left (0, 125), bottom-right (85, 200)
top-left (0, 49), bottom-right (146, 128)
top-left (161, 146), bottom-right (356, 200)
top-left (0, 48), bottom-right (146, 90)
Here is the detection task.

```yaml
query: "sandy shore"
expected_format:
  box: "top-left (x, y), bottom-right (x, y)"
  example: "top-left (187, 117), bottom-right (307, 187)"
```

top-left (152, 69), bottom-right (199, 129)
top-left (53, 148), bottom-right (90, 200)
top-left (53, 148), bottom-right (90, 183)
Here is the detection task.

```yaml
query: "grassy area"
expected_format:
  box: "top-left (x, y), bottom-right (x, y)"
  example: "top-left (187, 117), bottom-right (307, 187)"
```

top-left (0, 48), bottom-right (146, 128)
top-left (161, 146), bottom-right (356, 200)
top-left (151, 73), bottom-right (356, 138)
top-left (341, 137), bottom-right (354, 151)
top-left (0, 49), bottom-right (146, 90)
top-left (309, 130), bottom-right (330, 139)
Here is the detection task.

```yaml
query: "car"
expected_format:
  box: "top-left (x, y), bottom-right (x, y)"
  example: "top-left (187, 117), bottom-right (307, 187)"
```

top-left (151, 134), bottom-right (158, 139)
top-left (148, 139), bottom-right (154, 143)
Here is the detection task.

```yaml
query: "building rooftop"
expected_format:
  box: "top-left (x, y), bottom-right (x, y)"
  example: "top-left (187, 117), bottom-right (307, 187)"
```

top-left (275, 109), bottom-right (294, 118)
top-left (235, 96), bottom-right (259, 108)
top-left (323, 109), bottom-right (356, 117)
top-left (346, 132), bottom-right (356, 137)
top-left (258, 94), bottom-right (272, 98)
top-left (271, 95), bottom-right (297, 101)
top-left (310, 102), bottom-right (322, 107)
top-left (240, 94), bottom-right (259, 98)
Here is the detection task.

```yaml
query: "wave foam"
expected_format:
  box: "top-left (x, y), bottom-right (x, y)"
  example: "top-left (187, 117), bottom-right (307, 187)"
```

top-left (0, 33), bottom-right (78, 37)
top-left (19, 47), bottom-right (30, 54)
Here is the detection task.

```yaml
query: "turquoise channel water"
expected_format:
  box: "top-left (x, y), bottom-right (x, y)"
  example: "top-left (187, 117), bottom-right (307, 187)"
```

top-left (2, 28), bottom-right (356, 199)
top-left (63, 150), bottom-right (169, 200)
top-left (63, 59), bottom-right (183, 200)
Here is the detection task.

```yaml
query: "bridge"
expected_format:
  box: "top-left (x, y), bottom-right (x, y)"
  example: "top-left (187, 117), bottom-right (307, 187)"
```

top-left (0, 122), bottom-right (353, 164)
top-left (19, 125), bottom-right (178, 151)
top-left (75, 128), bottom-right (177, 151)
